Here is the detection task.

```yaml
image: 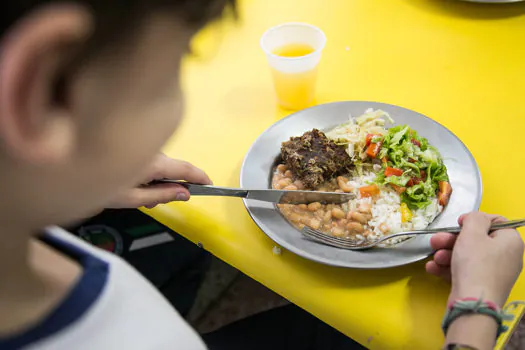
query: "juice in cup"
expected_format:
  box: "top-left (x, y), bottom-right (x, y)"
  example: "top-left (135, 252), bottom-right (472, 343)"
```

top-left (271, 44), bottom-right (317, 110)
top-left (261, 23), bottom-right (326, 110)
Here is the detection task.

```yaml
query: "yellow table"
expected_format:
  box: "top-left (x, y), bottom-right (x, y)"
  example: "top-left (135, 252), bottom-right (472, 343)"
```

top-left (146, 1), bottom-right (525, 348)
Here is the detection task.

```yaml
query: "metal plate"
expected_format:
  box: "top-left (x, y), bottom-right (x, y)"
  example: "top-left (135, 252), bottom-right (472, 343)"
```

top-left (240, 101), bottom-right (482, 269)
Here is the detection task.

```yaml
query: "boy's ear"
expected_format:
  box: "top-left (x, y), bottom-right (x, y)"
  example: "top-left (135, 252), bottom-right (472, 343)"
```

top-left (0, 4), bottom-right (92, 164)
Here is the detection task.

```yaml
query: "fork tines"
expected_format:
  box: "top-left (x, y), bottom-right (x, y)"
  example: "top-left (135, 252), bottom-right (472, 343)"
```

top-left (301, 226), bottom-right (370, 249)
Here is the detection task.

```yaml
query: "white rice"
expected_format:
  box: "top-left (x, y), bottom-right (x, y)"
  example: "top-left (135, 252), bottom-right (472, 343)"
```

top-left (346, 171), bottom-right (442, 245)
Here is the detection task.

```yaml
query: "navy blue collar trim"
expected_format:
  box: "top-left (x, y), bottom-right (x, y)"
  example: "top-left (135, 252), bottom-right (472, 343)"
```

top-left (0, 232), bottom-right (109, 350)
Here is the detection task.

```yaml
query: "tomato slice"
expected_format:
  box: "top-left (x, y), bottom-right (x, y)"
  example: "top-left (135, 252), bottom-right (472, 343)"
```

top-left (366, 142), bottom-right (382, 158)
top-left (438, 181), bottom-right (453, 206)
top-left (365, 134), bottom-right (382, 147)
top-left (390, 184), bottom-right (406, 194)
top-left (359, 184), bottom-right (380, 198)
top-left (365, 134), bottom-right (374, 147)
top-left (384, 167), bottom-right (403, 177)
top-left (411, 139), bottom-right (421, 147)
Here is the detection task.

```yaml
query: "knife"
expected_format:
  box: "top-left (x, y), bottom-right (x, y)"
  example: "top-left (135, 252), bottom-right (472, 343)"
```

top-left (151, 180), bottom-right (356, 205)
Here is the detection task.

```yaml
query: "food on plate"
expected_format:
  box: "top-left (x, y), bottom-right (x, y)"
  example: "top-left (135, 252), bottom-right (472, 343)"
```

top-left (280, 129), bottom-right (353, 188)
top-left (273, 109), bottom-right (452, 245)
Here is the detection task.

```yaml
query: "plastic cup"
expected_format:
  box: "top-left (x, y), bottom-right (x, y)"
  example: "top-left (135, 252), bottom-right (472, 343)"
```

top-left (260, 23), bottom-right (326, 110)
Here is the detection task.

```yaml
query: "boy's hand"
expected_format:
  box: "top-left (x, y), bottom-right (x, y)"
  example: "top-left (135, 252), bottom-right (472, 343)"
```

top-left (108, 154), bottom-right (212, 209)
top-left (426, 212), bottom-right (524, 307)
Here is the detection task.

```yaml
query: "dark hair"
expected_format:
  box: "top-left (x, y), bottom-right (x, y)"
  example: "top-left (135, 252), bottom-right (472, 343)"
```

top-left (2, 0), bottom-right (235, 103)
top-left (2, 0), bottom-right (236, 57)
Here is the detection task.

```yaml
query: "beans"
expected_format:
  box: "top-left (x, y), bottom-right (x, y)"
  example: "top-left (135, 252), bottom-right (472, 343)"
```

top-left (307, 219), bottom-right (321, 230)
top-left (290, 213), bottom-right (304, 223)
top-left (307, 202), bottom-right (321, 212)
top-left (300, 215), bottom-right (312, 224)
top-left (348, 211), bottom-right (370, 225)
top-left (337, 176), bottom-right (353, 193)
top-left (273, 171), bottom-right (386, 240)
top-left (277, 164), bottom-right (287, 173)
top-left (337, 176), bottom-right (347, 186)
top-left (331, 207), bottom-right (345, 219)
top-left (358, 203), bottom-right (372, 214)
top-left (331, 227), bottom-right (345, 237)
top-left (314, 209), bottom-right (325, 219)
top-left (277, 178), bottom-right (292, 188)
top-left (281, 208), bottom-right (293, 217)
top-left (337, 219), bottom-right (348, 227)
top-left (347, 222), bottom-right (364, 234)
top-left (293, 180), bottom-right (305, 190)
top-left (292, 205), bottom-right (304, 213)
top-left (278, 203), bottom-right (291, 213)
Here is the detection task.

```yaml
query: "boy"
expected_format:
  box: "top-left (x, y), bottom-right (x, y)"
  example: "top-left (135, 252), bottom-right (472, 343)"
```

top-left (0, 1), bottom-right (231, 349)
top-left (2, 1), bottom-right (521, 349)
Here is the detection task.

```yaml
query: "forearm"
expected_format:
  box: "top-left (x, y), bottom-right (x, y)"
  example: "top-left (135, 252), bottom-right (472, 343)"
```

top-left (444, 314), bottom-right (498, 350)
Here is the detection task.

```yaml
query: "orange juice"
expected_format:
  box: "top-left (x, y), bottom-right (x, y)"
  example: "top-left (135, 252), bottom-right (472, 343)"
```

top-left (271, 43), bottom-right (318, 110)
top-left (273, 43), bottom-right (315, 57)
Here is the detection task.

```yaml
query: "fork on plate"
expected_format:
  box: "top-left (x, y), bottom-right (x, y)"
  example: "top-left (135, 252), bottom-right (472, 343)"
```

top-left (301, 219), bottom-right (525, 251)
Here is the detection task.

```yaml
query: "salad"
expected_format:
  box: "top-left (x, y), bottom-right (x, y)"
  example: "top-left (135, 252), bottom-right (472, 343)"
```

top-left (325, 109), bottom-right (452, 210)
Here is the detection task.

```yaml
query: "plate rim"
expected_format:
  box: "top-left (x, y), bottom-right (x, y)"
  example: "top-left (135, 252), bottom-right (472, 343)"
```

top-left (240, 101), bottom-right (483, 269)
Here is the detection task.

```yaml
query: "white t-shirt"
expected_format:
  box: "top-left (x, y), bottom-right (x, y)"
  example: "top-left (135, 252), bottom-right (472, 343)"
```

top-left (0, 227), bottom-right (207, 350)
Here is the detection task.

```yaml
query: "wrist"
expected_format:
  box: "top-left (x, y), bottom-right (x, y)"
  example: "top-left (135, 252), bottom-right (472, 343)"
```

top-left (451, 287), bottom-right (507, 308)
top-left (445, 314), bottom-right (498, 350)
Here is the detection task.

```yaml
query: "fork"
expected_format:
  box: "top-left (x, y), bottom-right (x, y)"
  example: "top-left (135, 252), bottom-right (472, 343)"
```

top-left (301, 219), bottom-right (525, 250)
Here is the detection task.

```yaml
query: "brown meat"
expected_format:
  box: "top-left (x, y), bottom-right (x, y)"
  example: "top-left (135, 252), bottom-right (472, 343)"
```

top-left (280, 129), bottom-right (353, 189)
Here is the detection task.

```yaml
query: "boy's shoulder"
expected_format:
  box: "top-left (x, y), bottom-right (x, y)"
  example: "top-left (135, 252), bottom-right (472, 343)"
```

top-left (1, 228), bottom-right (206, 350)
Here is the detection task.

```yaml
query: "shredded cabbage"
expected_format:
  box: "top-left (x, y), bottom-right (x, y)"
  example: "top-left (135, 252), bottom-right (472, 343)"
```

top-left (325, 108), bottom-right (393, 162)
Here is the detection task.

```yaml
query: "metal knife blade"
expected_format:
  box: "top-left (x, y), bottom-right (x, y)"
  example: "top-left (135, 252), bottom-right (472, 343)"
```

top-left (150, 180), bottom-right (356, 205)
top-left (245, 189), bottom-right (355, 205)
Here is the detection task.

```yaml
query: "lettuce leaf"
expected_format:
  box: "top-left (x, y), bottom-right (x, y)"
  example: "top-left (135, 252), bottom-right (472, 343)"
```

top-left (377, 125), bottom-right (449, 209)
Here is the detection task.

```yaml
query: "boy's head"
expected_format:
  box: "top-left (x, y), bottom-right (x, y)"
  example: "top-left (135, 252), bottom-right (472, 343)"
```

top-left (0, 1), bottom-right (233, 229)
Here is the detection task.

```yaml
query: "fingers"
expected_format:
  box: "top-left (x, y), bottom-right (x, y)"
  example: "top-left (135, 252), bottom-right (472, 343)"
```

top-left (426, 247), bottom-right (452, 282)
top-left (458, 212), bottom-right (507, 226)
top-left (425, 260), bottom-right (451, 282)
top-left (434, 249), bottom-right (453, 266)
top-left (430, 232), bottom-right (457, 250)
top-left (118, 183), bottom-right (190, 209)
top-left (458, 212), bottom-right (511, 242)
top-left (148, 155), bottom-right (212, 185)
top-left (459, 212), bottom-right (494, 239)
top-left (457, 214), bottom-right (467, 226)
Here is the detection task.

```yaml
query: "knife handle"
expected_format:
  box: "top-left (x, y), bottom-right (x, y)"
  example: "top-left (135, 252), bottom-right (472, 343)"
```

top-left (151, 180), bottom-right (249, 198)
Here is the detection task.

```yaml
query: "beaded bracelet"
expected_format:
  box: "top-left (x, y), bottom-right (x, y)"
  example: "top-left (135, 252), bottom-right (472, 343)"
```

top-left (441, 297), bottom-right (513, 338)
